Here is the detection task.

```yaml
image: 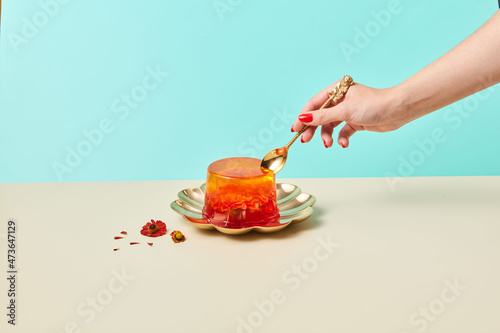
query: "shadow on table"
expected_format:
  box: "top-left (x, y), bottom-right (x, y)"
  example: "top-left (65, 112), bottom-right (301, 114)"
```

top-left (191, 206), bottom-right (326, 242)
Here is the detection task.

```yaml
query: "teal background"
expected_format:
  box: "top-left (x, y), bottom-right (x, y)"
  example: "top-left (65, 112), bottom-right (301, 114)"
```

top-left (0, 0), bottom-right (499, 183)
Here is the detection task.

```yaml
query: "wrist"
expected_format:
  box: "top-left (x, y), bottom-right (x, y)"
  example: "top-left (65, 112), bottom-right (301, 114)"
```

top-left (384, 82), bottom-right (425, 126)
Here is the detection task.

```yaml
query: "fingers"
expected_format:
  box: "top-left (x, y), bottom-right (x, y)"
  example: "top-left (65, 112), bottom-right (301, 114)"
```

top-left (291, 80), bottom-right (343, 132)
top-left (321, 121), bottom-right (341, 148)
top-left (291, 119), bottom-right (304, 133)
top-left (300, 125), bottom-right (317, 143)
top-left (291, 102), bottom-right (349, 143)
top-left (297, 104), bottom-right (348, 127)
top-left (320, 123), bottom-right (334, 147)
top-left (337, 123), bottom-right (360, 148)
top-left (302, 121), bottom-right (343, 147)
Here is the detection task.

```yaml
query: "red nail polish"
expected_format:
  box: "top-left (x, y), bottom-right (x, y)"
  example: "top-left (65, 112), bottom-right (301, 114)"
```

top-left (291, 126), bottom-right (294, 132)
top-left (298, 114), bottom-right (313, 123)
top-left (323, 140), bottom-right (328, 148)
top-left (301, 136), bottom-right (305, 143)
top-left (340, 142), bottom-right (345, 148)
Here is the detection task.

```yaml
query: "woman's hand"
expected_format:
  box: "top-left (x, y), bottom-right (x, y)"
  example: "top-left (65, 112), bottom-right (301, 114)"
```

top-left (291, 81), bottom-right (411, 148)
top-left (293, 11), bottom-right (500, 149)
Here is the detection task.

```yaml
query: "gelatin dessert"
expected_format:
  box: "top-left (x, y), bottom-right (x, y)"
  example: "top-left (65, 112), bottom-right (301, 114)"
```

top-left (202, 157), bottom-right (280, 229)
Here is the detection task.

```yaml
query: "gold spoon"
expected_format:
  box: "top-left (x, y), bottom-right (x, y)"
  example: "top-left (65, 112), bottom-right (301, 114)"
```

top-left (260, 75), bottom-right (354, 173)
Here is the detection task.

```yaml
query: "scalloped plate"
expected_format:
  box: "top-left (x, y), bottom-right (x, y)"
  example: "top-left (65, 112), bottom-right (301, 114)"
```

top-left (170, 183), bottom-right (316, 235)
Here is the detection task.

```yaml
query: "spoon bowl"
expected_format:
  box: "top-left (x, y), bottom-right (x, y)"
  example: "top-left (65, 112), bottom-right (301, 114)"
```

top-left (261, 147), bottom-right (288, 174)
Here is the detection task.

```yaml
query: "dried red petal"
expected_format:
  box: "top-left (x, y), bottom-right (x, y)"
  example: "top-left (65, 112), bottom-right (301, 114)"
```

top-left (113, 248), bottom-right (120, 251)
top-left (130, 242), bottom-right (140, 245)
top-left (114, 236), bottom-right (124, 240)
top-left (120, 231), bottom-right (128, 235)
top-left (147, 243), bottom-right (153, 247)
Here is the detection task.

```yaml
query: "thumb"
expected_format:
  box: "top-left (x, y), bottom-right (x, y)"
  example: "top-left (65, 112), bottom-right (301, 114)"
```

top-left (297, 104), bottom-right (348, 126)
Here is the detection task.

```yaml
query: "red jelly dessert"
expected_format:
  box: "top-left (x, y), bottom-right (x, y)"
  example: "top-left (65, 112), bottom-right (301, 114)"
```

top-left (202, 157), bottom-right (280, 229)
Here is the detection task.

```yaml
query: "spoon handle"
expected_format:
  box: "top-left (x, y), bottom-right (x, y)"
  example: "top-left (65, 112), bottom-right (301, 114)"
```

top-left (286, 75), bottom-right (354, 150)
top-left (285, 126), bottom-right (309, 149)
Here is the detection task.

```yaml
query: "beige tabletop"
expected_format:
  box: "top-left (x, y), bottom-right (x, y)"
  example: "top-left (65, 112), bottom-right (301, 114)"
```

top-left (1, 176), bottom-right (499, 333)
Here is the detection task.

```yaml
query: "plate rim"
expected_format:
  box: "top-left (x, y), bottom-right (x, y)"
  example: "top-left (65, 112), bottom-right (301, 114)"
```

top-left (170, 183), bottom-right (315, 234)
